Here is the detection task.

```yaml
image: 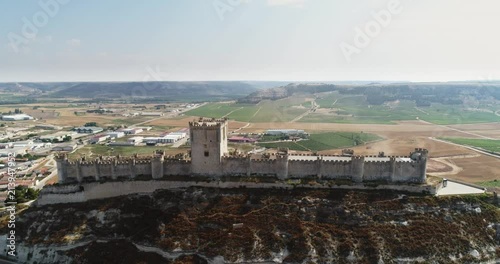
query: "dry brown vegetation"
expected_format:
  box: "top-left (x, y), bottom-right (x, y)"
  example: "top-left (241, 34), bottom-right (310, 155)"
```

top-left (6, 188), bottom-right (499, 263)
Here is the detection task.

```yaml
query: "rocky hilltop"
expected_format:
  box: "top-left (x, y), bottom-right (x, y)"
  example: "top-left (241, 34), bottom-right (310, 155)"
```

top-left (1, 188), bottom-right (499, 263)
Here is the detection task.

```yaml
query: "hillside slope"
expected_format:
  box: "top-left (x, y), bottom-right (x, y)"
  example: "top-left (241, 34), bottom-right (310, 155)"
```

top-left (1, 188), bottom-right (498, 263)
top-left (50, 81), bottom-right (258, 100)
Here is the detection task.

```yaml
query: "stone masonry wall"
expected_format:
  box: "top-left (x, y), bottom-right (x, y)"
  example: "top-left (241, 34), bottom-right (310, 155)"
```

top-left (56, 155), bottom-right (426, 184)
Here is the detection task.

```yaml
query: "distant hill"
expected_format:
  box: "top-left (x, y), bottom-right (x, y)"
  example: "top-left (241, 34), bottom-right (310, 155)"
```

top-left (239, 82), bottom-right (500, 105)
top-left (49, 81), bottom-right (258, 101)
top-left (0, 81), bottom-right (261, 102)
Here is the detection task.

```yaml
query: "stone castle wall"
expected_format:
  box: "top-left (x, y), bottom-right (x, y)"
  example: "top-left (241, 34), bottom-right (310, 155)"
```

top-left (55, 151), bottom-right (427, 184)
top-left (54, 118), bottom-right (427, 185)
top-left (36, 180), bottom-right (439, 206)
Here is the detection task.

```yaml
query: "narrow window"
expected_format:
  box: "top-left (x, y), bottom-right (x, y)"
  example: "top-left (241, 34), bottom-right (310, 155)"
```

top-left (204, 151), bottom-right (209, 157)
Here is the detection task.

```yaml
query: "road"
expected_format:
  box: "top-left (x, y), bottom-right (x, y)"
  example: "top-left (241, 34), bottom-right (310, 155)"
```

top-left (419, 120), bottom-right (496, 140)
top-left (130, 103), bottom-right (205, 128)
top-left (290, 99), bottom-right (318, 123)
top-left (429, 137), bottom-right (500, 160)
top-left (171, 137), bottom-right (188, 148)
top-left (222, 107), bottom-right (243, 118)
top-left (232, 122), bottom-right (250, 133)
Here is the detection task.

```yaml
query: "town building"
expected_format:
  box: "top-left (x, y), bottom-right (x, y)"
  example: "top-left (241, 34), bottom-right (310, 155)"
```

top-left (89, 134), bottom-right (109, 144)
top-left (265, 129), bottom-right (306, 136)
top-left (1, 114), bottom-right (34, 121)
top-left (127, 137), bottom-right (143, 145)
top-left (106, 131), bottom-right (125, 139)
top-left (119, 128), bottom-right (143, 135)
top-left (228, 136), bottom-right (257, 143)
top-left (52, 144), bottom-right (77, 152)
top-left (40, 131), bottom-right (75, 142)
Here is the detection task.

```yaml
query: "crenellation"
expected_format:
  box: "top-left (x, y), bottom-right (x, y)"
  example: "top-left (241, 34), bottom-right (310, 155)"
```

top-left (55, 119), bottom-right (428, 185)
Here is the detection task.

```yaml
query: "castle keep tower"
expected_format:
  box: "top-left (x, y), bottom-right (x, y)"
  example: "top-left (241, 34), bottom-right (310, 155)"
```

top-left (189, 118), bottom-right (229, 176)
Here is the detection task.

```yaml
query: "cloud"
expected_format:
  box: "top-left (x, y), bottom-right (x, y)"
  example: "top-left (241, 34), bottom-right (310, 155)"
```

top-left (66, 38), bottom-right (81, 47)
top-left (267, 0), bottom-right (307, 7)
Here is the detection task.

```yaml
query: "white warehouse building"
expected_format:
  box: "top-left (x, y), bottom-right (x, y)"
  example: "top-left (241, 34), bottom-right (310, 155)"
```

top-left (1, 114), bottom-right (34, 121)
top-left (265, 129), bottom-right (306, 136)
top-left (106, 131), bottom-right (125, 139)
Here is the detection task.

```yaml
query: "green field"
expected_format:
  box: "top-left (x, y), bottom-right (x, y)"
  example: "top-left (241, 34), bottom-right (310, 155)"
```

top-left (185, 97), bottom-right (310, 122)
top-left (187, 92), bottom-right (500, 125)
top-left (476, 180), bottom-right (500, 188)
top-left (440, 138), bottom-right (500, 153)
top-left (310, 93), bottom-right (500, 125)
top-left (258, 132), bottom-right (381, 151)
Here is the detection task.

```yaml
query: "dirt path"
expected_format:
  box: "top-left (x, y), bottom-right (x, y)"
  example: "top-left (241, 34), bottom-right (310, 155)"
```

top-left (133, 103), bottom-right (206, 127)
top-left (290, 100), bottom-right (318, 123)
top-left (427, 154), bottom-right (480, 176)
top-left (419, 120), bottom-right (496, 139)
top-left (222, 107), bottom-right (243, 118)
top-left (414, 107), bottom-right (429, 115)
top-left (251, 107), bottom-right (262, 119)
top-left (430, 137), bottom-right (500, 159)
top-left (232, 122), bottom-right (250, 133)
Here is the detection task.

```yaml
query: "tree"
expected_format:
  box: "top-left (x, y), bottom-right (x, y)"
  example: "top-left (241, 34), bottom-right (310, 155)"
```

top-left (4, 186), bottom-right (40, 204)
top-left (84, 122), bottom-right (98, 127)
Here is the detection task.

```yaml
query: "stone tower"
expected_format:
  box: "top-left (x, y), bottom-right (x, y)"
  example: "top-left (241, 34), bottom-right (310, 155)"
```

top-left (189, 118), bottom-right (229, 176)
top-left (54, 153), bottom-right (68, 184)
top-left (411, 148), bottom-right (428, 183)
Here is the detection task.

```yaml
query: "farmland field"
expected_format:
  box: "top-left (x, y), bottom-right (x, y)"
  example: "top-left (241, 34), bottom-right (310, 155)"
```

top-left (257, 132), bottom-right (381, 151)
top-left (308, 92), bottom-right (500, 125)
top-left (185, 96), bottom-right (310, 122)
top-left (439, 138), bottom-right (500, 153)
top-left (185, 93), bottom-right (500, 125)
top-left (477, 180), bottom-right (500, 188)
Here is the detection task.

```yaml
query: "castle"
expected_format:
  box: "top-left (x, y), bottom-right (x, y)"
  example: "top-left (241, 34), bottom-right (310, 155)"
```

top-left (55, 118), bottom-right (428, 184)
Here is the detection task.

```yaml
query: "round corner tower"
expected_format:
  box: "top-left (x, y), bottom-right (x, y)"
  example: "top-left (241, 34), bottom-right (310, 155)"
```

top-left (189, 118), bottom-right (229, 176)
top-left (54, 153), bottom-right (68, 184)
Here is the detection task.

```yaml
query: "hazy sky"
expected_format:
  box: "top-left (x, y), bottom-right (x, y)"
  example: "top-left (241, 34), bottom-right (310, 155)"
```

top-left (1, 0), bottom-right (499, 82)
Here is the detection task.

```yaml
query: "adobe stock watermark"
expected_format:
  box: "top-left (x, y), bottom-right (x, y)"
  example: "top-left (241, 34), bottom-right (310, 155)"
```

top-left (7, 0), bottom-right (70, 53)
top-left (5, 152), bottom-right (17, 259)
top-left (129, 65), bottom-right (168, 100)
top-left (213, 0), bottom-right (251, 21)
top-left (339, 0), bottom-right (403, 63)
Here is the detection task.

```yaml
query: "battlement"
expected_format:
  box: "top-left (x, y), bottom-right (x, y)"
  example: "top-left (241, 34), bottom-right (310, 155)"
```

top-left (223, 156), bottom-right (249, 161)
top-left (55, 119), bottom-right (427, 186)
top-left (189, 117), bottom-right (228, 129)
top-left (415, 148), bottom-right (428, 153)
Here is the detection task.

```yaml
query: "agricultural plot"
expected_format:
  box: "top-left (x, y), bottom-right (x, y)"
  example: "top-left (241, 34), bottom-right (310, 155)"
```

top-left (419, 105), bottom-right (500, 125)
top-left (439, 138), bottom-right (500, 154)
top-left (258, 132), bottom-right (381, 151)
top-left (185, 96), bottom-right (310, 122)
top-left (305, 93), bottom-right (500, 125)
top-left (477, 180), bottom-right (500, 188)
top-left (184, 103), bottom-right (242, 119)
top-left (303, 97), bottom-right (420, 124)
